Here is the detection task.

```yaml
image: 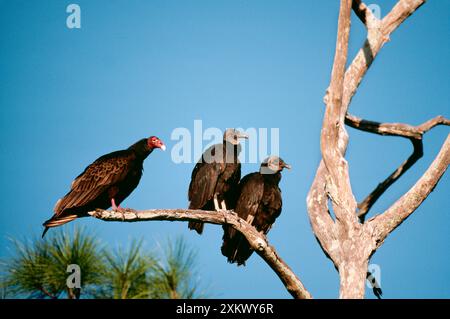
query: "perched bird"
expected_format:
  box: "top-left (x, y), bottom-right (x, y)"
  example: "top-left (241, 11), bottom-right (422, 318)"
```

top-left (42, 136), bottom-right (166, 237)
top-left (221, 156), bottom-right (291, 265)
top-left (187, 129), bottom-right (248, 235)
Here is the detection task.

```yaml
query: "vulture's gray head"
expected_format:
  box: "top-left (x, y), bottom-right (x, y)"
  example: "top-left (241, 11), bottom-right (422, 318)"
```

top-left (223, 128), bottom-right (249, 145)
top-left (260, 156), bottom-right (291, 174)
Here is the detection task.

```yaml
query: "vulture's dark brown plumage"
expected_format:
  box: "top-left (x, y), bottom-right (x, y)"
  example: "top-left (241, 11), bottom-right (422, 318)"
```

top-left (221, 156), bottom-right (291, 265)
top-left (42, 136), bottom-right (166, 237)
top-left (187, 129), bottom-right (248, 234)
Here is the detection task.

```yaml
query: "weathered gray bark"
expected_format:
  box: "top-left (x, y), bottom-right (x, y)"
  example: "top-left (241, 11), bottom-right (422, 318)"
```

top-left (339, 259), bottom-right (368, 299)
top-left (307, 0), bottom-right (449, 299)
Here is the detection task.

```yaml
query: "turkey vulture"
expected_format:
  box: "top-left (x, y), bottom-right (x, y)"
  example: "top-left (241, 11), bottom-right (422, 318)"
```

top-left (42, 136), bottom-right (166, 237)
top-left (187, 129), bottom-right (248, 235)
top-left (221, 156), bottom-right (291, 265)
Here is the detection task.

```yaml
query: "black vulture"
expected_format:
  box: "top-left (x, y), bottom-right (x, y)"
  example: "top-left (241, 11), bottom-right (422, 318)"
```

top-left (187, 128), bottom-right (248, 234)
top-left (42, 136), bottom-right (166, 237)
top-left (221, 156), bottom-right (291, 265)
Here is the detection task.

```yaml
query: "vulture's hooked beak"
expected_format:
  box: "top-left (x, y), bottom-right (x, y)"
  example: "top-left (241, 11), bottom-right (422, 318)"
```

top-left (283, 163), bottom-right (292, 170)
top-left (160, 144), bottom-right (167, 151)
top-left (238, 132), bottom-right (249, 139)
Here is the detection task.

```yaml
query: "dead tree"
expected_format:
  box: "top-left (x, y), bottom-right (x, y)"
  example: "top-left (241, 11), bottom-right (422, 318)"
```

top-left (90, 0), bottom-right (448, 299)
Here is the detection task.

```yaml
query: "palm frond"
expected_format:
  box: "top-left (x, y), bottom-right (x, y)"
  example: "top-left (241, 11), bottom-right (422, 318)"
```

top-left (149, 237), bottom-right (206, 299)
top-left (93, 239), bottom-right (156, 299)
top-left (1, 227), bottom-right (103, 299)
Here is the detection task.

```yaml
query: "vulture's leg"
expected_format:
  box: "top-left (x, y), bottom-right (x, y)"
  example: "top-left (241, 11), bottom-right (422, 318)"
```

top-left (111, 198), bottom-right (120, 211)
top-left (213, 194), bottom-right (221, 211)
top-left (109, 187), bottom-right (121, 210)
top-left (246, 215), bottom-right (255, 225)
top-left (220, 200), bottom-right (227, 211)
top-left (111, 198), bottom-right (126, 221)
top-left (111, 199), bottom-right (134, 213)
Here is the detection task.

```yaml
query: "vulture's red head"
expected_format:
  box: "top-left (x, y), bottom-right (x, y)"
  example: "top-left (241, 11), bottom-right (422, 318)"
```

top-left (147, 136), bottom-right (166, 151)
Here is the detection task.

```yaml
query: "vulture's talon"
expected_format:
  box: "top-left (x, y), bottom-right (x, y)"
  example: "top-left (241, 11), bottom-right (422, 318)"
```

top-left (219, 209), bottom-right (228, 223)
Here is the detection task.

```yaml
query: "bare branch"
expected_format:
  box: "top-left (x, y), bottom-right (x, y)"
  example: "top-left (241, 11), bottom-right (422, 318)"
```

top-left (306, 162), bottom-right (339, 263)
top-left (342, 0), bottom-right (426, 111)
top-left (346, 114), bottom-right (421, 138)
top-left (352, 0), bottom-right (379, 29)
top-left (321, 0), bottom-right (357, 226)
top-left (368, 134), bottom-right (450, 249)
top-left (358, 139), bottom-right (423, 221)
top-left (88, 208), bottom-right (312, 299)
top-left (345, 114), bottom-right (449, 220)
top-left (39, 286), bottom-right (57, 299)
top-left (345, 114), bottom-right (449, 139)
top-left (417, 115), bottom-right (450, 133)
top-left (382, 0), bottom-right (427, 35)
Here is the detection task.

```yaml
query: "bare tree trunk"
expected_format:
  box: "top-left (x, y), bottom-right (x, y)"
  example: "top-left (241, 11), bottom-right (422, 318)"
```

top-left (339, 259), bottom-right (368, 299)
top-left (335, 223), bottom-right (373, 298)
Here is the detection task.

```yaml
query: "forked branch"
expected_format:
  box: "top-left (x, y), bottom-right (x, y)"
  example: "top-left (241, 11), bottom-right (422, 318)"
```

top-left (368, 134), bottom-right (450, 249)
top-left (345, 114), bottom-right (450, 220)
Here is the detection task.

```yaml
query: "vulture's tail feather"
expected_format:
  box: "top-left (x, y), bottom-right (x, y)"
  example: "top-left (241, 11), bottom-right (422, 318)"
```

top-left (42, 214), bottom-right (78, 238)
top-left (188, 221), bottom-right (204, 235)
top-left (221, 228), bottom-right (252, 266)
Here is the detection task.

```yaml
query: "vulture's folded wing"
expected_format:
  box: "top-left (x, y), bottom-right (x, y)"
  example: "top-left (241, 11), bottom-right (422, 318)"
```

top-left (54, 150), bottom-right (135, 216)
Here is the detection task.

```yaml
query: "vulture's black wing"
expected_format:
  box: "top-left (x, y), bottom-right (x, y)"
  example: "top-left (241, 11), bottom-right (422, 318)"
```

top-left (221, 173), bottom-right (264, 265)
top-left (221, 161), bottom-right (241, 209)
top-left (256, 183), bottom-right (282, 234)
top-left (234, 173), bottom-right (264, 222)
top-left (188, 144), bottom-right (222, 209)
top-left (188, 144), bottom-right (223, 234)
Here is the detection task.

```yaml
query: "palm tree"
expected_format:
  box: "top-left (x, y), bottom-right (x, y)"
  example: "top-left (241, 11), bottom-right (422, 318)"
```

top-left (1, 227), bottom-right (103, 299)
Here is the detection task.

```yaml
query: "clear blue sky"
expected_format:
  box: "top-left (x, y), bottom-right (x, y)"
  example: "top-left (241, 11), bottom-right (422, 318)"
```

top-left (0, 0), bottom-right (448, 298)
